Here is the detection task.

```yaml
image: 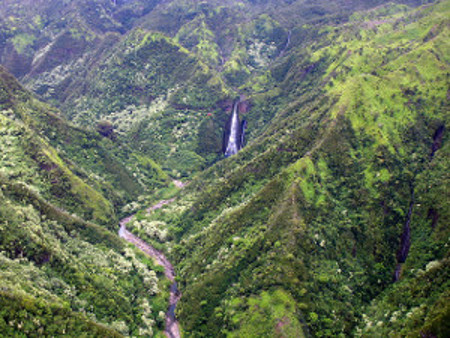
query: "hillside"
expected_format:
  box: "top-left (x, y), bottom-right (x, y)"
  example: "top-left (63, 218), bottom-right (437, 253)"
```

top-left (0, 0), bottom-right (449, 337)
top-left (124, 1), bottom-right (449, 336)
top-left (0, 66), bottom-right (173, 336)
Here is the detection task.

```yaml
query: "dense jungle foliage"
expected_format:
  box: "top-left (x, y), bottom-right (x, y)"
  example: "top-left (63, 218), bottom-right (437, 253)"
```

top-left (0, 0), bottom-right (449, 337)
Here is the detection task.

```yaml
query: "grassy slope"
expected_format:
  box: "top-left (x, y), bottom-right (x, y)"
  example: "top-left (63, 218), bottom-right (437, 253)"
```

top-left (123, 1), bottom-right (449, 336)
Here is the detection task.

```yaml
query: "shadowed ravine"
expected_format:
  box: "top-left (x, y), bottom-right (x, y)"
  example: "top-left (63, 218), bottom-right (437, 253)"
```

top-left (119, 199), bottom-right (181, 338)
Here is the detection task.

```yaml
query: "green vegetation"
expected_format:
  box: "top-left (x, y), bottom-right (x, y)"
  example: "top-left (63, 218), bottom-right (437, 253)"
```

top-left (122, 1), bottom-right (449, 337)
top-left (0, 66), bottom-right (171, 336)
top-left (11, 33), bottom-right (35, 55)
top-left (0, 0), bottom-right (449, 337)
top-left (224, 289), bottom-right (305, 337)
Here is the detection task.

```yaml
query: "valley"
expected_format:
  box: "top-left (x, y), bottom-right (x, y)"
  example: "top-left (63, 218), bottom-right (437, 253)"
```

top-left (1, 0), bottom-right (449, 337)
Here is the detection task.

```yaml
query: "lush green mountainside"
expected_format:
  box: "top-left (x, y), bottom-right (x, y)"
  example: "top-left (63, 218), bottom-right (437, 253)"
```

top-left (0, 66), bottom-right (168, 220)
top-left (123, 1), bottom-right (449, 336)
top-left (0, 0), bottom-right (434, 176)
top-left (0, 67), bottom-right (171, 336)
top-left (0, 0), bottom-right (449, 337)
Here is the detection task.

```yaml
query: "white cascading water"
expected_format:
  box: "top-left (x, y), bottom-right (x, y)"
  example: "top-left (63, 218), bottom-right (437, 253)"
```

top-left (225, 101), bottom-right (240, 157)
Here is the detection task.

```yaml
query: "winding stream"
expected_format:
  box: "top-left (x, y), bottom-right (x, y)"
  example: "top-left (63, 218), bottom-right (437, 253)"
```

top-left (119, 200), bottom-right (181, 338)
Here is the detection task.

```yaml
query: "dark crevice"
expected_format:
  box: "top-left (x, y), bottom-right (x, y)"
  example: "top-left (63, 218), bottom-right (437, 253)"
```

top-left (394, 124), bottom-right (445, 281)
top-left (394, 185), bottom-right (414, 282)
top-left (427, 208), bottom-right (439, 229)
top-left (430, 125), bottom-right (444, 159)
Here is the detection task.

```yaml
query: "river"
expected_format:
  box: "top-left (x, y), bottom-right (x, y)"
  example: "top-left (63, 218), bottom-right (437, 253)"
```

top-left (119, 199), bottom-right (181, 338)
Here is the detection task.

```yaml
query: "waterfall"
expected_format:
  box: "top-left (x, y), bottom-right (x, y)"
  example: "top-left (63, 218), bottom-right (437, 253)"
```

top-left (224, 101), bottom-right (241, 157)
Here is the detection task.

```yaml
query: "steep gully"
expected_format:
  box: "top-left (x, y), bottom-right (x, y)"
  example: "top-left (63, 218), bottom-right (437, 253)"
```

top-left (394, 187), bottom-right (414, 282)
top-left (119, 198), bottom-right (181, 338)
top-left (393, 125), bottom-right (445, 281)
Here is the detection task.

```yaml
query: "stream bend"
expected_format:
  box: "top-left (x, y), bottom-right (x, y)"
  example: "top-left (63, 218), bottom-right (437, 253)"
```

top-left (119, 201), bottom-right (181, 338)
